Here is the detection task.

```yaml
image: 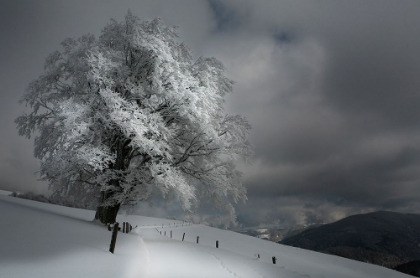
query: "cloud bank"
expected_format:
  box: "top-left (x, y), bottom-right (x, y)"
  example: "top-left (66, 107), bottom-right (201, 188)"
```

top-left (1, 0), bottom-right (420, 228)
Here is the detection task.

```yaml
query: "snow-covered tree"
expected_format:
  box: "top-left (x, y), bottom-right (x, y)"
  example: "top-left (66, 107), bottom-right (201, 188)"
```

top-left (15, 12), bottom-right (252, 224)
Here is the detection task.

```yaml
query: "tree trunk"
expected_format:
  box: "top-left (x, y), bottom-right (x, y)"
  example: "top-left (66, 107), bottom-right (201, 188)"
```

top-left (94, 191), bottom-right (121, 225)
top-left (95, 203), bottom-right (121, 225)
top-left (95, 137), bottom-right (126, 225)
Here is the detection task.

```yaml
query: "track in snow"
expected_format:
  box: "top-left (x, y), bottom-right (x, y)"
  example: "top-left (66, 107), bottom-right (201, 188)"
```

top-left (135, 227), bottom-right (309, 278)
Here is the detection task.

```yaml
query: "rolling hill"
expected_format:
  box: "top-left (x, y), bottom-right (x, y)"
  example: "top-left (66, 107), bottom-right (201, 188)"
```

top-left (281, 211), bottom-right (420, 275)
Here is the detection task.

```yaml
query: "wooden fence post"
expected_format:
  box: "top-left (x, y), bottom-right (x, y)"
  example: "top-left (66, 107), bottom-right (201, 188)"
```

top-left (182, 233), bottom-right (185, 241)
top-left (272, 256), bottom-right (276, 264)
top-left (197, 236), bottom-right (199, 244)
top-left (216, 240), bottom-right (219, 248)
top-left (109, 222), bottom-right (119, 254)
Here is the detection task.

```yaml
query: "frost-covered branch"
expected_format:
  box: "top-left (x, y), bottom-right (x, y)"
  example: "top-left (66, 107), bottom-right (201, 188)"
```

top-left (15, 11), bottom-right (252, 224)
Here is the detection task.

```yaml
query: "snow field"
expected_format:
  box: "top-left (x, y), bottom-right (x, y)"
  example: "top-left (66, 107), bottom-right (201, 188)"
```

top-left (0, 195), bottom-right (147, 278)
top-left (136, 224), bottom-right (409, 278)
top-left (0, 195), bottom-right (411, 278)
top-left (0, 190), bottom-right (11, 196)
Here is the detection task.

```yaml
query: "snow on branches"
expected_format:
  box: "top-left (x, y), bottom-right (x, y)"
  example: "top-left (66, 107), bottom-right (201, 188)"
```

top-left (15, 11), bottom-right (252, 222)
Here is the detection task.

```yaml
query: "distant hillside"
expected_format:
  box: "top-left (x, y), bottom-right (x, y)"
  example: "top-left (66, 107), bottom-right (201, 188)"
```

top-left (238, 224), bottom-right (322, 242)
top-left (280, 211), bottom-right (420, 273)
top-left (394, 260), bottom-right (420, 277)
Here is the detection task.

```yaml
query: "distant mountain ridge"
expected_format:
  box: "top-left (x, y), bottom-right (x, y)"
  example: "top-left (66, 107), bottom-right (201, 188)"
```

top-left (280, 211), bottom-right (420, 275)
top-left (237, 224), bottom-right (322, 242)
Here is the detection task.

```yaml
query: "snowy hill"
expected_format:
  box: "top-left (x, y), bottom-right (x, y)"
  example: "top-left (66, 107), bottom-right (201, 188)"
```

top-left (0, 195), bottom-right (410, 278)
top-left (281, 211), bottom-right (420, 269)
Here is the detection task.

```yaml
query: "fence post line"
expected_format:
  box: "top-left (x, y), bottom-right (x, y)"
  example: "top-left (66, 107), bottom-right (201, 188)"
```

top-left (109, 222), bottom-right (119, 254)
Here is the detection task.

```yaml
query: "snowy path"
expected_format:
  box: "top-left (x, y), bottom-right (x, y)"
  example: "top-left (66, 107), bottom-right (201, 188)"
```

top-left (136, 227), bottom-right (310, 278)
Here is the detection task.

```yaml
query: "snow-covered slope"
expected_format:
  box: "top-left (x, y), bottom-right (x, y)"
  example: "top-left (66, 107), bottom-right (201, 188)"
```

top-left (0, 190), bottom-right (11, 195)
top-left (0, 195), bottom-right (410, 278)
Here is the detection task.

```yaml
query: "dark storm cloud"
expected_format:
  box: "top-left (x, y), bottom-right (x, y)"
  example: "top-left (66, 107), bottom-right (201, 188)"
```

top-left (2, 0), bottom-right (420, 228)
top-left (323, 28), bottom-right (420, 130)
top-left (273, 32), bottom-right (294, 45)
top-left (207, 0), bottom-right (241, 33)
top-left (212, 0), bottom-right (420, 227)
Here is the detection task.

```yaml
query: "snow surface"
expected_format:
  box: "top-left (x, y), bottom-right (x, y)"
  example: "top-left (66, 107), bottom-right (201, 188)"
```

top-left (0, 190), bottom-right (11, 196)
top-left (0, 195), bottom-right (410, 278)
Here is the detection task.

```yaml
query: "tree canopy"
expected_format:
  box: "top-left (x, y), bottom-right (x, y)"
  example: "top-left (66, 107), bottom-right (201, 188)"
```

top-left (15, 12), bottom-right (252, 224)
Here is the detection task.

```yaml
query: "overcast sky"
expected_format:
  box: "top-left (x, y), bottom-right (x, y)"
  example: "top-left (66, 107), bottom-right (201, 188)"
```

top-left (1, 0), bottom-right (420, 229)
